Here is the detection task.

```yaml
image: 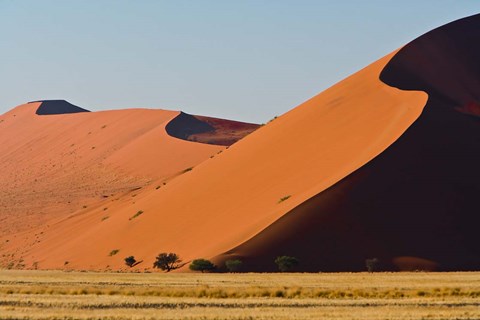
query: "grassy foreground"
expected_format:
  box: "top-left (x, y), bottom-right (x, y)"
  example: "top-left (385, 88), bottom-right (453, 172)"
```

top-left (0, 270), bottom-right (479, 320)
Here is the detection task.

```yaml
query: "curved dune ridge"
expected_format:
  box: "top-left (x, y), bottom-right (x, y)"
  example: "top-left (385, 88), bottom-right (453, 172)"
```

top-left (1, 14), bottom-right (478, 272)
top-left (165, 112), bottom-right (260, 146)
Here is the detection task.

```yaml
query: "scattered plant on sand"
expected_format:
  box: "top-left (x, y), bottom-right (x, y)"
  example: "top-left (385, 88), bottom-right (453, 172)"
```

top-left (189, 259), bottom-right (216, 273)
top-left (278, 195), bottom-right (291, 203)
top-left (181, 167), bottom-right (193, 173)
top-left (268, 115), bottom-right (278, 123)
top-left (109, 249), bottom-right (120, 256)
top-left (153, 253), bottom-right (181, 272)
top-left (124, 256), bottom-right (136, 267)
top-left (225, 259), bottom-right (243, 272)
top-left (275, 256), bottom-right (299, 272)
top-left (129, 210), bottom-right (144, 220)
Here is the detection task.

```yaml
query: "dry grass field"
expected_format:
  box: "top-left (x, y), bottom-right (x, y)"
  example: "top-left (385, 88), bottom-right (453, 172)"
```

top-left (0, 270), bottom-right (479, 319)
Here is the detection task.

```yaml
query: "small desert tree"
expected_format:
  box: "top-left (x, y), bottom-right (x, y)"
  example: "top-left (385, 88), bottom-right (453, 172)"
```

top-left (275, 256), bottom-right (299, 272)
top-left (225, 259), bottom-right (243, 272)
top-left (365, 258), bottom-right (381, 272)
top-left (189, 259), bottom-right (216, 273)
top-left (153, 252), bottom-right (181, 272)
top-left (124, 256), bottom-right (136, 267)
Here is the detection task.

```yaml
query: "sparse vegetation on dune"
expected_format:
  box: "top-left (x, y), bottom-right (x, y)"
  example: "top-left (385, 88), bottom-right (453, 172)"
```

top-left (128, 210), bottom-right (143, 220)
top-left (181, 167), bottom-right (193, 174)
top-left (0, 271), bottom-right (479, 319)
top-left (124, 256), bottom-right (136, 267)
top-left (108, 249), bottom-right (119, 256)
top-left (278, 195), bottom-right (291, 203)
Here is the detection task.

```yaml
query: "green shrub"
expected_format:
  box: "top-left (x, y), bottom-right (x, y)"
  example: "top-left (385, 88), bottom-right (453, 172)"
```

top-left (275, 256), bottom-right (299, 272)
top-left (153, 253), bottom-right (181, 272)
top-left (124, 256), bottom-right (136, 267)
top-left (189, 259), bottom-right (216, 273)
top-left (365, 258), bottom-right (381, 272)
top-left (225, 259), bottom-right (243, 272)
top-left (109, 249), bottom-right (119, 256)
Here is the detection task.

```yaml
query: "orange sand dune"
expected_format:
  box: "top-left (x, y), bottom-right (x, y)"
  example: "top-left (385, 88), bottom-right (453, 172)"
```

top-left (218, 14), bottom-right (480, 271)
top-left (0, 102), bottom-right (224, 238)
top-left (2, 15), bottom-right (479, 272)
top-left (1, 50), bottom-right (426, 271)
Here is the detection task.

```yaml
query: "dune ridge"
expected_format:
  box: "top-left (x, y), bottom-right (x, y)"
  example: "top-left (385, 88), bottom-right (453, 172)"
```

top-left (165, 112), bottom-right (259, 146)
top-left (33, 100), bottom-right (90, 115)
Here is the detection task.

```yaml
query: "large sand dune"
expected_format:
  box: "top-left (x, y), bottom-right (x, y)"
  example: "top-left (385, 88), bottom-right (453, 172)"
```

top-left (1, 15), bottom-right (478, 271)
top-left (220, 14), bottom-right (480, 271)
top-left (0, 102), bottom-right (256, 266)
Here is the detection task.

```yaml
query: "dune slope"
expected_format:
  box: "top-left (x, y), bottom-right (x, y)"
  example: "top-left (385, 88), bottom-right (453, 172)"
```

top-left (0, 102), bottom-right (224, 241)
top-left (5, 48), bottom-right (426, 270)
top-left (218, 14), bottom-right (480, 271)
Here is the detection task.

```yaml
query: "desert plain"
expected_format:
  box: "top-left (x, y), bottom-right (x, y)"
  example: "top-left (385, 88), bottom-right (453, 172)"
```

top-left (1, 270), bottom-right (479, 320)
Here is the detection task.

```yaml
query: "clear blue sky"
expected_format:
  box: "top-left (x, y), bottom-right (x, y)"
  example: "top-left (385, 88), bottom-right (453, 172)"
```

top-left (1, 1), bottom-right (479, 123)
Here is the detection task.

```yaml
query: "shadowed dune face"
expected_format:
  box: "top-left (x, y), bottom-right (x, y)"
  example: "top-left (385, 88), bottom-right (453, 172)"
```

top-left (380, 14), bottom-right (480, 117)
top-left (376, 13), bottom-right (480, 270)
top-left (165, 112), bottom-right (214, 139)
top-left (166, 112), bottom-right (260, 146)
top-left (33, 100), bottom-right (90, 115)
top-left (220, 14), bottom-right (480, 271)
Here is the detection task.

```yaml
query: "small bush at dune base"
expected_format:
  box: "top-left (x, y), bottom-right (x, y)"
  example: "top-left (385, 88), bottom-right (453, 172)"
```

top-left (225, 259), bottom-right (243, 272)
top-left (365, 258), bottom-right (381, 272)
top-left (275, 256), bottom-right (299, 272)
top-left (124, 256), bottom-right (136, 267)
top-left (189, 259), bottom-right (216, 273)
top-left (153, 253), bottom-right (181, 272)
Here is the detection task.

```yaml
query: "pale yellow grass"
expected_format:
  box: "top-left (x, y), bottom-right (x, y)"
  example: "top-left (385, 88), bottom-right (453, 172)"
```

top-left (0, 270), bottom-right (479, 319)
